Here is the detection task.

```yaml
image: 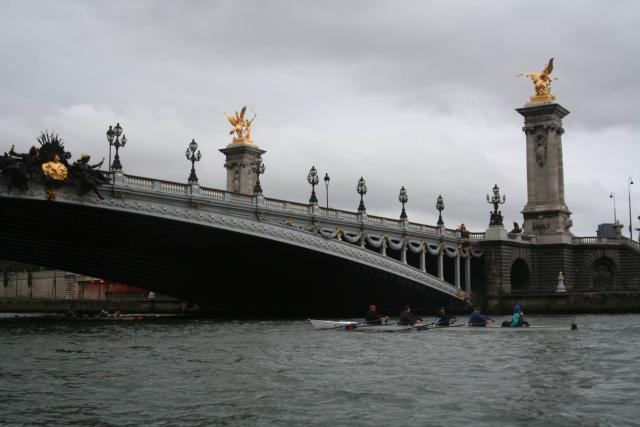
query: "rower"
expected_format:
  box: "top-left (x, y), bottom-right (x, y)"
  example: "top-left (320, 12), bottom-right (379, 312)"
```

top-left (398, 305), bottom-right (423, 325)
top-left (512, 303), bottom-right (530, 327)
top-left (364, 304), bottom-right (389, 325)
top-left (434, 307), bottom-right (456, 327)
top-left (468, 306), bottom-right (492, 327)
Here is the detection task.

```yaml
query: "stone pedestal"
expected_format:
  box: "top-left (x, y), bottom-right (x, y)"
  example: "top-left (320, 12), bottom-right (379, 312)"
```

top-left (219, 140), bottom-right (266, 195)
top-left (485, 224), bottom-right (508, 240)
top-left (517, 102), bottom-right (573, 243)
top-left (556, 271), bottom-right (567, 292)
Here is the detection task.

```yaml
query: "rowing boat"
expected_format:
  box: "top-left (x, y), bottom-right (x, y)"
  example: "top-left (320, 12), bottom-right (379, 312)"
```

top-left (308, 319), bottom-right (359, 330)
top-left (308, 319), bottom-right (577, 332)
top-left (428, 324), bottom-right (578, 332)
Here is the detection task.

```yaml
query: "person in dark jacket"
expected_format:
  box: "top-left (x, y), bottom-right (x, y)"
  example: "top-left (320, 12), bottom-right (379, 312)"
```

top-left (434, 307), bottom-right (457, 327)
top-left (398, 305), bottom-right (423, 325)
top-left (468, 306), bottom-right (492, 327)
top-left (364, 304), bottom-right (389, 325)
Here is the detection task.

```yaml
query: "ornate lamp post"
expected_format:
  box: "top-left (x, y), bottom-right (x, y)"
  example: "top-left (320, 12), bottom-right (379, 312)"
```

top-left (436, 194), bottom-right (444, 226)
top-left (185, 139), bottom-right (202, 183)
top-left (357, 176), bottom-right (367, 213)
top-left (307, 166), bottom-right (319, 204)
top-left (252, 158), bottom-right (266, 195)
top-left (486, 184), bottom-right (506, 226)
top-left (398, 186), bottom-right (408, 220)
top-left (106, 122), bottom-right (127, 171)
top-left (324, 173), bottom-right (330, 208)
top-left (610, 192), bottom-right (618, 223)
top-left (628, 177), bottom-right (634, 239)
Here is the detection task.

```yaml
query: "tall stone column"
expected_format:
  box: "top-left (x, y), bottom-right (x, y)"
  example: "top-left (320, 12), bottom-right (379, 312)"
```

top-left (517, 102), bottom-right (573, 243)
top-left (219, 143), bottom-right (266, 195)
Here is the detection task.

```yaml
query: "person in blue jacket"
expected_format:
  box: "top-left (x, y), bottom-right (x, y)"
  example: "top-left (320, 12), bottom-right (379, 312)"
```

top-left (511, 304), bottom-right (530, 327)
top-left (468, 306), bottom-right (492, 327)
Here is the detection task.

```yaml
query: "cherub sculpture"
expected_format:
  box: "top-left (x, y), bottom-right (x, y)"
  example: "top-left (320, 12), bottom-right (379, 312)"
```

top-left (71, 153), bottom-right (109, 199)
top-left (517, 58), bottom-right (558, 101)
top-left (225, 106), bottom-right (256, 142)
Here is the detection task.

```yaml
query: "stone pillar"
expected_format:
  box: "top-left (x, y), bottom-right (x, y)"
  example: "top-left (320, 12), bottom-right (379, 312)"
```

top-left (465, 256), bottom-right (471, 293)
top-left (454, 255), bottom-right (461, 289)
top-left (219, 142), bottom-right (266, 195)
top-left (419, 247), bottom-right (426, 272)
top-left (438, 252), bottom-right (444, 280)
top-left (401, 245), bottom-right (407, 264)
top-left (517, 102), bottom-right (572, 243)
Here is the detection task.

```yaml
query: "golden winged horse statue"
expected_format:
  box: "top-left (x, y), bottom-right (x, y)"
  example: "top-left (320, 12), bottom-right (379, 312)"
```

top-left (225, 106), bottom-right (255, 142)
top-left (517, 58), bottom-right (558, 102)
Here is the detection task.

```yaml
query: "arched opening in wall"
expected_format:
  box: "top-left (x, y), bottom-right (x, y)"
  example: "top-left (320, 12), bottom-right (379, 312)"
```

top-left (510, 259), bottom-right (530, 292)
top-left (425, 253), bottom-right (438, 277)
top-left (406, 250), bottom-right (420, 270)
top-left (592, 257), bottom-right (615, 290)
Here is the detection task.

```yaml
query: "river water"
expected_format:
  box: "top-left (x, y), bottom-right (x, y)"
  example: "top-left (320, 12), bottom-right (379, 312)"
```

top-left (1, 314), bottom-right (639, 426)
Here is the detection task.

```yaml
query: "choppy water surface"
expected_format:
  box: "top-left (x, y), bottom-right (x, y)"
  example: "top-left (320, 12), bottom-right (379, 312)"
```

top-left (1, 314), bottom-right (639, 426)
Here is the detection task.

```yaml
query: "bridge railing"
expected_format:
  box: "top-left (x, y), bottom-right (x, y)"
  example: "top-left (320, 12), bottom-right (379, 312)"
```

top-left (572, 236), bottom-right (640, 251)
top-left (109, 173), bottom-right (484, 241)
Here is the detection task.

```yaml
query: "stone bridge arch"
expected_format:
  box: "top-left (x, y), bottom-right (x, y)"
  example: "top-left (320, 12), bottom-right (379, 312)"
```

top-left (510, 258), bottom-right (531, 292)
top-left (0, 178), bottom-right (475, 315)
top-left (577, 249), bottom-right (620, 290)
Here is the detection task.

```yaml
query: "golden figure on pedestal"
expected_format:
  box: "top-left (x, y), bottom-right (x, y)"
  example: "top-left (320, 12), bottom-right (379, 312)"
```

top-left (41, 154), bottom-right (68, 181)
top-left (517, 58), bottom-right (558, 103)
top-left (225, 106), bottom-right (256, 143)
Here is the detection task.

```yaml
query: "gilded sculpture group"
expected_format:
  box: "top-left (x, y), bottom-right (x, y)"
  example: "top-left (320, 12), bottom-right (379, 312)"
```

top-left (0, 132), bottom-right (109, 200)
top-left (517, 57), bottom-right (558, 102)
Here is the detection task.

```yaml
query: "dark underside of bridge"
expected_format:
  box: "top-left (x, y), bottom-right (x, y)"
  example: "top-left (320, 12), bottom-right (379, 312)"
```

top-left (0, 198), bottom-right (464, 317)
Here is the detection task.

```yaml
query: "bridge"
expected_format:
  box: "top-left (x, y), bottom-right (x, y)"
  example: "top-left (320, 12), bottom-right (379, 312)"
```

top-left (0, 169), bottom-right (483, 316)
top-left (2, 95), bottom-right (640, 315)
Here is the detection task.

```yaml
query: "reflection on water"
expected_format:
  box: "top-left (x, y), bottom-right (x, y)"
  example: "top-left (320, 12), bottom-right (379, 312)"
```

top-left (1, 314), bottom-right (639, 426)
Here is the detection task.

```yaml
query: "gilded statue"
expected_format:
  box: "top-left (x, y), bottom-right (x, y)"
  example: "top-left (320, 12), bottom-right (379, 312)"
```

top-left (517, 58), bottom-right (558, 102)
top-left (41, 154), bottom-right (68, 181)
top-left (225, 106), bottom-right (255, 143)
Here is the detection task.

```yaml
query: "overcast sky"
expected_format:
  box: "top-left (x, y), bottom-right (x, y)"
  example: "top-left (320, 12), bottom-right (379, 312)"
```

top-left (1, 0), bottom-right (638, 236)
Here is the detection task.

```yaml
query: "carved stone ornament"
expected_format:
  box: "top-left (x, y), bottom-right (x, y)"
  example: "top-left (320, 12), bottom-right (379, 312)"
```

top-left (534, 133), bottom-right (547, 168)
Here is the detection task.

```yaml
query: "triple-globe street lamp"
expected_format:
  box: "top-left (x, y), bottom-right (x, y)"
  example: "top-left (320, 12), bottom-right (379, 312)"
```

top-left (252, 158), bottom-right (266, 195)
top-left (106, 123), bottom-right (127, 171)
top-left (185, 139), bottom-right (202, 184)
top-left (307, 166), bottom-right (319, 204)
top-left (357, 177), bottom-right (367, 213)
top-left (398, 186), bottom-right (408, 220)
top-left (436, 194), bottom-right (445, 226)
